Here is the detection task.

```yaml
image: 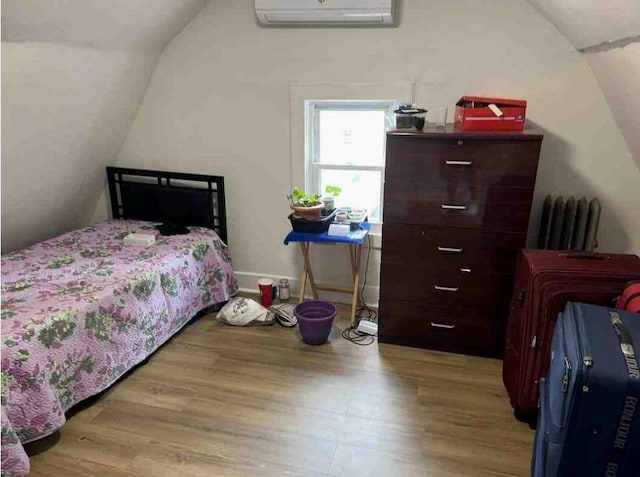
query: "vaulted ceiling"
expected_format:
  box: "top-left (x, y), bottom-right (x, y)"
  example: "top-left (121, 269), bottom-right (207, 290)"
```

top-left (1, 0), bottom-right (207, 252)
top-left (527, 0), bottom-right (639, 49)
top-left (1, 0), bottom-right (638, 253)
top-left (2, 0), bottom-right (206, 50)
top-left (527, 0), bottom-right (640, 168)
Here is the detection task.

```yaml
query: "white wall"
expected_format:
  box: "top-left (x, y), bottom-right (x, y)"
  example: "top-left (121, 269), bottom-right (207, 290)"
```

top-left (586, 44), bottom-right (640, 172)
top-left (1, 43), bottom-right (158, 252)
top-left (1, 0), bottom-right (206, 253)
top-left (1, 0), bottom-right (206, 50)
top-left (526, 0), bottom-right (640, 50)
top-left (110, 0), bottom-right (640, 301)
top-left (526, 0), bottom-right (640, 174)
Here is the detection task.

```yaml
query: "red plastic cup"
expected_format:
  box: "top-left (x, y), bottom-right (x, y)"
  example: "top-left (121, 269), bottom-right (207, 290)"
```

top-left (258, 278), bottom-right (274, 307)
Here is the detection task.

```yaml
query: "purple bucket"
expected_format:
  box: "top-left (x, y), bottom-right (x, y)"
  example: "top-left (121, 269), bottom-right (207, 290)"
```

top-left (294, 300), bottom-right (338, 345)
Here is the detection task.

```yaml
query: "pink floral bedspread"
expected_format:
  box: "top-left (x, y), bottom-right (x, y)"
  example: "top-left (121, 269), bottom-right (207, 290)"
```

top-left (0, 220), bottom-right (237, 476)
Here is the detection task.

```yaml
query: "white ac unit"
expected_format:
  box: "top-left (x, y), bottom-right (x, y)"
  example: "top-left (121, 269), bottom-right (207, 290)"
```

top-left (255, 0), bottom-right (396, 26)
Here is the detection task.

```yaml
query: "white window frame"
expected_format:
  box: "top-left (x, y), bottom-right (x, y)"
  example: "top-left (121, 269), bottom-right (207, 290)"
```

top-left (304, 99), bottom-right (396, 224)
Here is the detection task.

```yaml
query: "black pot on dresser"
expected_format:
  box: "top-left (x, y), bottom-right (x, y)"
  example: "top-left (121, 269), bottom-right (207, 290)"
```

top-left (378, 127), bottom-right (543, 358)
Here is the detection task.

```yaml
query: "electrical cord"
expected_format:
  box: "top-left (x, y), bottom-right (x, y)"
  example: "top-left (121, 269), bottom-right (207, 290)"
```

top-left (356, 235), bottom-right (378, 321)
top-left (342, 234), bottom-right (377, 346)
top-left (341, 326), bottom-right (375, 345)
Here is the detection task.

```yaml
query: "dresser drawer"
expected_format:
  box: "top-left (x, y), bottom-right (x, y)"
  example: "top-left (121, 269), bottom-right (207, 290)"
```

top-left (385, 136), bottom-right (540, 188)
top-left (381, 224), bottom-right (525, 274)
top-left (378, 300), bottom-right (505, 357)
top-left (383, 181), bottom-right (534, 232)
top-left (379, 262), bottom-right (515, 309)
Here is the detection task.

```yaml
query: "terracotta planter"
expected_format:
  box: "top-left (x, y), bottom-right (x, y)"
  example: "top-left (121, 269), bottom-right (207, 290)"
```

top-left (291, 203), bottom-right (324, 221)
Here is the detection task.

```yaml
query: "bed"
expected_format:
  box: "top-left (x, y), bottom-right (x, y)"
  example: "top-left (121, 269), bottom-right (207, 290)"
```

top-left (1, 167), bottom-right (238, 476)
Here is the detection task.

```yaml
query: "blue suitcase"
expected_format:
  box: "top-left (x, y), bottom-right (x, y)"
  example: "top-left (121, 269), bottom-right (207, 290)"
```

top-left (532, 302), bottom-right (640, 477)
top-left (532, 377), bottom-right (548, 476)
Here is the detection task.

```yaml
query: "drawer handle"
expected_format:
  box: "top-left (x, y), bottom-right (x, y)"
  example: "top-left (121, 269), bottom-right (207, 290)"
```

top-left (437, 246), bottom-right (463, 253)
top-left (441, 204), bottom-right (468, 210)
top-left (431, 322), bottom-right (456, 329)
top-left (434, 285), bottom-right (460, 292)
top-left (445, 160), bottom-right (472, 166)
top-left (460, 268), bottom-right (471, 273)
top-left (457, 140), bottom-right (464, 146)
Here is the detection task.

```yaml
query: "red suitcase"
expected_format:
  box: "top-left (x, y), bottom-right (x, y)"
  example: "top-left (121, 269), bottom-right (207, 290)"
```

top-left (617, 281), bottom-right (640, 312)
top-left (502, 249), bottom-right (640, 421)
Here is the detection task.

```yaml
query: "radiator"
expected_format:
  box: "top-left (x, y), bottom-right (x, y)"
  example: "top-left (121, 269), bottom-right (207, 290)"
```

top-left (537, 195), bottom-right (601, 251)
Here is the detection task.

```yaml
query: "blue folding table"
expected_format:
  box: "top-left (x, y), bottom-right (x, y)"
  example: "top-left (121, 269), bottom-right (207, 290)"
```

top-left (284, 223), bottom-right (370, 325)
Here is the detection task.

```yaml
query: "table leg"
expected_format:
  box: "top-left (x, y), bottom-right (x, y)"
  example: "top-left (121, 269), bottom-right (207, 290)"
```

top-left (299, 242), bottom-right (319, 301)
top-left (299, 243), bottom-right (308, 303)
top-left (349, 243), bottom-right (364, 326)
top-left (348, 244), bottom-right (356, 280)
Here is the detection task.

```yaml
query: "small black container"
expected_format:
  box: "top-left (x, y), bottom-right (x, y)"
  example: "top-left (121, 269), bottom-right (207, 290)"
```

top-left (394, 106), bottom-right (427, 130)
top-left (289, 209), bottom-right (337, 233)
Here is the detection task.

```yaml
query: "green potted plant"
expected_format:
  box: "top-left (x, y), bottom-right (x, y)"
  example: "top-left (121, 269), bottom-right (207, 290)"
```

top-left (321, 185), bottom-right (342, 210)
top-left (287, 187), bottom-right (324, 220)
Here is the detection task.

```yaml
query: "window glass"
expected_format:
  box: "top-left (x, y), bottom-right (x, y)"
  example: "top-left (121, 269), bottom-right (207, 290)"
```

top-left (319, 169), bottom-right (382, 222)
top-left (317, 110), bottom-right (386, 166)
top-left (306, 100), bottom-right (394, 224)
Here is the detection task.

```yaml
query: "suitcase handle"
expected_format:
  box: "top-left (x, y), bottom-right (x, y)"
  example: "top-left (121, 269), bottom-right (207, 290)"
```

top-left (562, 252), bottom-right (610, 260)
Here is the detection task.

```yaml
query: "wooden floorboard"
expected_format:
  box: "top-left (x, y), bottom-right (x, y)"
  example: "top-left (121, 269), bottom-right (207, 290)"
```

top-left (28, 300), bottom-right (534, 476)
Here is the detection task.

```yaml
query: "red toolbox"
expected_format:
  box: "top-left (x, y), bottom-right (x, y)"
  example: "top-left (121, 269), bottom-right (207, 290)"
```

top-left (455, 95), bottom-right (526, 131)
top-left (502, 250), bottom-right (640, 422)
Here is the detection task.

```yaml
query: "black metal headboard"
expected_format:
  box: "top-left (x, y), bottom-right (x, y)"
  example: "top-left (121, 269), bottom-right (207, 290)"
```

top-left (106, 166), bottom-right (228, 244)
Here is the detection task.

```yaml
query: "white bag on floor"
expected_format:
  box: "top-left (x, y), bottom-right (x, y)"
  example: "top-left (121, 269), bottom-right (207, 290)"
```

top-left (217, 297), bottom-right (274, 326)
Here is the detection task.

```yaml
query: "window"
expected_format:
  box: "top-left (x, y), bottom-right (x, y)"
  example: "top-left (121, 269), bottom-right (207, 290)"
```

top-left (305, 100), bottom-right (396, 223)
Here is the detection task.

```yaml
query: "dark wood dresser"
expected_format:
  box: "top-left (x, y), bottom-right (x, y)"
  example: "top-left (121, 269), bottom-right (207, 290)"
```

top-left (378, 127), bottom-right (543, 357)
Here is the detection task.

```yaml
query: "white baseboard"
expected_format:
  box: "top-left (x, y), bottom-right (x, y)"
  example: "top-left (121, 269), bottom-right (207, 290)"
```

top-left (234, 270), bottom-right (379, 308)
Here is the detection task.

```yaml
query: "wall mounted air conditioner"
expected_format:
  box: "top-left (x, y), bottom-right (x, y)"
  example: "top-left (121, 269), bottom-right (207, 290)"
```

top-left (255, 0), bottom-right (396, 26)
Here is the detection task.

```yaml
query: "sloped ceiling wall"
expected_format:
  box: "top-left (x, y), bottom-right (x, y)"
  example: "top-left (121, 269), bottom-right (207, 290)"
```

top-left (111, 0), bottom-right (639, 304)
top-left (1, 0), bottom-right (206, 253)
top-left (527, 0), bottom-right (640, 170)
top-left (585, 43), bottom-right (640, 169)
top-left (3, 0), bottom-right (637, 258)
top-left (525, 0), bottom-right (639, 50)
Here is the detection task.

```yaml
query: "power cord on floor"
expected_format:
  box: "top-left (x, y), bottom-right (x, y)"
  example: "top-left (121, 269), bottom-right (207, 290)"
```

top-left (341, 326), bottom-right (375, 345)
top-left (342, 234), bottom-right (377, 346)
top-left (356, 235), bottom-right (377, 321)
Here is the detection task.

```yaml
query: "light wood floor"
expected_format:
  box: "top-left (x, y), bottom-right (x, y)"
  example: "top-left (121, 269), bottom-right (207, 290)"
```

top-left (27, 302), bottom-right (534, 477)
